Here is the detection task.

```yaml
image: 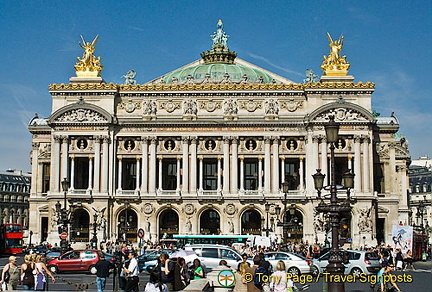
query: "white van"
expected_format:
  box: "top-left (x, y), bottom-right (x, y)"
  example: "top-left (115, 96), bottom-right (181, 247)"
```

top-left (246, 236), bottom-right (271, 248)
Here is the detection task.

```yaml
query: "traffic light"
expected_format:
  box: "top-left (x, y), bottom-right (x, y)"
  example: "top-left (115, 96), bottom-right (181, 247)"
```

top-left (338, 218), bottom-right (349, 246)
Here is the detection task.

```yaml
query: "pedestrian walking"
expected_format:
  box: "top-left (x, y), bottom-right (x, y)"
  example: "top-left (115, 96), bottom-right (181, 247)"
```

top-left (20, 254), bottom-right (36, 290)
top-left (34, 255), bottom-right (55, 291)
top-left (156, 253), bottom-right (175, 291)
top-left (123, 251), bottom-right (139, 292)
top-left (95, 255), bottom-right (111, 292)
top-left (1, 256), bottom-right (20, 290)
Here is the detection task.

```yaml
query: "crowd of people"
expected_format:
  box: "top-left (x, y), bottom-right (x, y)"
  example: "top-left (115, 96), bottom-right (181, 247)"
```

top-left (0, 254), bottom-right (55, 291)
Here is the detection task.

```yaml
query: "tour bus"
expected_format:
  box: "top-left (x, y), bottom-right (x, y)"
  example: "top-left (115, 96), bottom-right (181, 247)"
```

top-left (0, 223), bottom-right (24, 254)
top-left (173, 234), bottom-right (249, 247)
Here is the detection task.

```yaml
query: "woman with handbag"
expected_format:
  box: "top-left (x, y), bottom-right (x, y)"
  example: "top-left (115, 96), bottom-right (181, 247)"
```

top-left (1, 256), bottom-right (20, 290)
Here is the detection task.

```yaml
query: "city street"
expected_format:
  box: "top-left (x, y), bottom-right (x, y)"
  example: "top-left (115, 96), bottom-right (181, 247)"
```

top-left (1, 255), bottom-right (431, 291)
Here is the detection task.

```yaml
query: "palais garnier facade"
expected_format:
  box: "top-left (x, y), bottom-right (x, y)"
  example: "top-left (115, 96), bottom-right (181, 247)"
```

top-left (28, 21), bottom-right (410, 247)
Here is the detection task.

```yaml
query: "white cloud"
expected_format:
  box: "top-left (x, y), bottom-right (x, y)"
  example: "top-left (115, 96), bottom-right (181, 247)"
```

top-left (246, 53), bottom-right (304, 77)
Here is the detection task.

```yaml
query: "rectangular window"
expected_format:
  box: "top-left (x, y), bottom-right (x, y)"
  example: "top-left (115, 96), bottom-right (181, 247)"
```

top-left (42, 163), bottom-right (51, 193)
top-left (283, 159), bottom-right (300, 190)
top-left (204, 159), bottom-right (217, 190)
top-left (122, 158), bottom-right (137, 190)
top-left (244, 159), bottom-right (258, 190)
top-left (74, 157), bottom-right (89, 189)
top-left (162, 158), bottom-right (177, 190)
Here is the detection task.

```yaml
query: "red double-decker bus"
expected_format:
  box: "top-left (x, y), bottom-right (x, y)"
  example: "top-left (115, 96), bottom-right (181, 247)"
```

top-left (0, 223), bottom-right (23, 254)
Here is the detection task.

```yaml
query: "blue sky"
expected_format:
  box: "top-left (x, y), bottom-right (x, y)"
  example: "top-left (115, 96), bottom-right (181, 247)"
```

top-left (0, 0), bottom-right (431, 172)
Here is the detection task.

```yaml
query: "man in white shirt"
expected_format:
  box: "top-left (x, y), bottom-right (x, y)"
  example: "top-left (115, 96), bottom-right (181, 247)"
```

top-left (123, 251), bottom-right (139, 292)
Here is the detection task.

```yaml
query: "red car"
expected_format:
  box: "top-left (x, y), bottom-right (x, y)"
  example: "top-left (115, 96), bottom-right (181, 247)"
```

top-left (46, 250), bottom-right (116, 274)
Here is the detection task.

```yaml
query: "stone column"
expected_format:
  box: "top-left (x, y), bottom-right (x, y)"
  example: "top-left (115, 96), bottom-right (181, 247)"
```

top-left (280, 156), bottom-right (285, 183)
top-left (51, 136), bottom-right (61, 192)
top-left (93, 137), bottom-right (101, 192)
top-left (135, 157), bottom-right (140, 191)
top-left (199, 157), bottom-right (203, 191)
top-left (149, 138), bottom-right (157, 194)
top-left (217, 157), bottom-right (222, 192)
top-left (190, 138), bottom-right (197, 194)
top-left (141, 138), bottom-right (148, 193)
top-left (101, 137), bottom-right (109, 193)
top-left (223, 137), bottom-right (230, 194)
top-left (264, 137), bottom-right (271, 193)
top-left (158, 157), bottom-right (163, 191)
top-left (354, 136), bottom-right (361, 192)
top-left (88, 157), bottom-right (93, 190)
top-left (182, 138), bottom-right (189, 193)
top-left (362, 136), bottom-right (371, 193)
top-left (70, 157), bottom-right (75, 190)
top-left (320, 137), bottom-right (328, 177)
top-left (312, 135), bottom-right (319, 176)
top-left (61, 136), bottom-right (69, 182)
top-left (388, 142), bottom-right (396, 193)
top-left (299, 157), bottom-right (305, 191)
top-left (348, 156), bottom-right (352, 171)
top-left (117, 157), bottom-right (122, 191)
top-left (305, 131), bottom-right (313, 192)
top-left (230, 138), bottom-right (238, 193)
top-left (258, 157), bottom-right (263, 191)
top-left (240, 156), bottom-right (245, 191)
top-left (272, 138), bottom-right (279, 193)
top-left (31, 143), bottom-right (39, 193)
top-left (176, 157), bottom-right (181, 192)
top-left (398, 165), bottom-right (408, 206)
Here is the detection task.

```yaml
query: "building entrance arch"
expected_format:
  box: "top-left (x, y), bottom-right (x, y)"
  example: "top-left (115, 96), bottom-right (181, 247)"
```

top-left (117, 208), bottom-right (138, 242)
top-left (284, 209), bottom-right (303, 243)
top-left (71, 208), bottom-right (90, 242)
top-left (200, 209), bottom-right (220, 235)
top-left (159, 209), bottom-right (179, 239)
top-left (241, 210), bottom-right (262, 235)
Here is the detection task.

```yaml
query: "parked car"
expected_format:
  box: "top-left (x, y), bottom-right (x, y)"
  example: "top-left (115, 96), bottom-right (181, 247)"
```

top-left (45, 248), bottom-right (62, 261)
top-left (46, 250), bottom-right (116, 274)
top-left (264, 251), bottom-right (312, 275)
top-left (184, 244), bottom-right (248, 270)
top-left (136, 249), bottom-right (178, 271)
top-left (312, 250), bottom-right (380, 276)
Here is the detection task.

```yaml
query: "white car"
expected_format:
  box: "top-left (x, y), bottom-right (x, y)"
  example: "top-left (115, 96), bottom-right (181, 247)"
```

top-left (264, 251), bottom-right (312, 275)
top-left (184, 244), bottom-right (249, 270)
top-left (312, 250), bottom-right (381, 276)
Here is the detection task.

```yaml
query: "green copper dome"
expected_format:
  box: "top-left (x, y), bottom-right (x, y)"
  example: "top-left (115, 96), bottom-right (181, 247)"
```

top-left (149, 20), bottom-right (292, 85)
top-left (162, 63), bottom-right (277, 85)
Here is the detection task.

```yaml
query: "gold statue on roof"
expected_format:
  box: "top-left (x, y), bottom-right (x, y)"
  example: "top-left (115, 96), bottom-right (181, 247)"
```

top-left (74, 35), bottom-right (103, 78)
top-left (321, 33), bottom-right (350, 76)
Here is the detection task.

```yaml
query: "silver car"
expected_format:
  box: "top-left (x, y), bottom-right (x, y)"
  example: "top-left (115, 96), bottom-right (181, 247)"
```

top-left (264, 251), bottom-right (312, 275)
top-left (184, 244), bottom-right (246, 270)
top-left (312, 250), bottom-right (380, 276)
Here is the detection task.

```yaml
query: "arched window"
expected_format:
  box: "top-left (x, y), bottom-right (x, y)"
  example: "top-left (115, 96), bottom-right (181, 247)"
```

top-left (200, 210), bottom-right (220, 235)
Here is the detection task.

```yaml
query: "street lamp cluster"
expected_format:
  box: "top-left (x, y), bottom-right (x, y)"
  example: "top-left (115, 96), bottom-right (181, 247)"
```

top-left (311, 115), bottom-right (355, 292)
top-left (56, 178), bottom-right (104, 254)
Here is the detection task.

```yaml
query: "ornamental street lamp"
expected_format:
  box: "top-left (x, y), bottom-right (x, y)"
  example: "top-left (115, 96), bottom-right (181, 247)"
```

top-left (262, 203), bottom-right (274, 237)
top-left (312, 115), bottom-right (355, 292)
top-left (57, 178), bottom-right (70, 256)
top-left (91, 213), bottom-right (98, 249)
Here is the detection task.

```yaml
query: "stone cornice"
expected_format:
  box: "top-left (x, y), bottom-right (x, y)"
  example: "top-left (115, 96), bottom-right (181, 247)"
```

top-left (49, 82), bottom-right (375, 91)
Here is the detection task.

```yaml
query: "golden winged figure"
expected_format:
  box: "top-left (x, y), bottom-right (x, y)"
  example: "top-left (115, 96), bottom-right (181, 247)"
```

top-left (321, 32), bottom-right (350, 76)
top-left (74, 35), bottom-right (103, 77)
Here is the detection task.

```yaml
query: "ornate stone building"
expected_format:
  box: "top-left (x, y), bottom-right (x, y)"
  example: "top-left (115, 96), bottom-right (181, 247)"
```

top-left (28, 21), bottom-right (410, 247)
top-left (0, 170), bottom-right (30, 228)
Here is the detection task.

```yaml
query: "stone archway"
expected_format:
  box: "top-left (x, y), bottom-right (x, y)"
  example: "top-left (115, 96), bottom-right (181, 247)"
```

top-left (159, 209), bottom-right (179, 239)
top-left (117, 208), bottom-right (138, 242)
top-left (241, 209), bottom-right (262, 235)
top-left (200, 209), bottom-right (220, 235)
top-left (284, 209), bottom-right (303, 243)
top-left (71, 208), bottom-right (90, 242)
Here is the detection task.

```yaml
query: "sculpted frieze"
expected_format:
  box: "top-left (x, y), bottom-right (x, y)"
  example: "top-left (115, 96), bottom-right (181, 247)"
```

top-left (238, 99), bottom-right (262, 112)
top-left (56, 109), bottom-right (108, 123)
top-left (143, 100), bottom-right (157, 117)
top-left (264, 99), bottom-right (279, 115)
top-left (199, 99), bottom-right (221, 112)
top-left (280, 99), bottom-right (303, 112)
top-left (159, 99), bottom-right (181, 113)
top-left (314, 108), bottom-right (368, 123)
top-left (118, 99), bottom-right (141, 113)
